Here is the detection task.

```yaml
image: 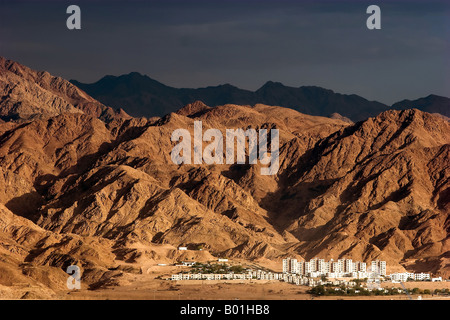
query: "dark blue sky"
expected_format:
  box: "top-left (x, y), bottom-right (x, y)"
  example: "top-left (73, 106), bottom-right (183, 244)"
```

top-left (0, 0), bottom-right (448, 104)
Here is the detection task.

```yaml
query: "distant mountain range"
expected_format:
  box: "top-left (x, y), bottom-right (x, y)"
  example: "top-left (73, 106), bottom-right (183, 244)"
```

top-left (71, 73), bottom-right (450, 121)
top-left (1, 56), bottom-right (449, 298)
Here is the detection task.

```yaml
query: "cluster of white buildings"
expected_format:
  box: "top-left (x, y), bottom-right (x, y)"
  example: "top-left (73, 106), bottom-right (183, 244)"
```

top-left (171, 273), bottom-right (252, 281)
top-left (282, 273), bottom-right (325, 286)
top-left (283, 258), bottom-right (387, 278)
top-left (388, 272), bottom-right (440, 282)
top-left (389, 272), bottom-right (429, 282)
top-left (170, 269), bottom-right (363, 287)
top-left (171, 270), bottom-right (282, 281)
top-left (169, 258), bottom-right (441, 286)
top-left (171, 270), bottom-right (331, 286)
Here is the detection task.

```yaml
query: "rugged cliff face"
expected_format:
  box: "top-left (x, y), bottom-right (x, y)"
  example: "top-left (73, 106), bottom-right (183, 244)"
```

top-left (0, 58), bottom-right (448, 297)
top-left (272, 109), bottom-right (450, 272)
top-left (0, 57), bottom-right (128, 122)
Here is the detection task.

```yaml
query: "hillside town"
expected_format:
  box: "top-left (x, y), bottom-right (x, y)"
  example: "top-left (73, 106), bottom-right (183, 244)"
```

top-left (282, 257), bottom-right (386, 278)
top-left (169, 257), bottom-right (443, 289)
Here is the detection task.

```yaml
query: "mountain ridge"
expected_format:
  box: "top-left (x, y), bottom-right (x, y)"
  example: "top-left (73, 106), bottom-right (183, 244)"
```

top-left (0, 56), bottom-right (130, 122)
top-left (0, 57), bottom-right (449, 297)
top-left (70, 72), bottom-right (449, 121)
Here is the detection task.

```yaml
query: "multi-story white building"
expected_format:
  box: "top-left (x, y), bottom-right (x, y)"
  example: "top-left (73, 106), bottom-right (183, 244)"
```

top-left (282, 258), bottom-right (290, 273)
top-left (337, 259), bottom-right (345, 273)
top-left (331, 261), bottom-right (339, 273)
top-left (370, 260), bottom-right (387, 276)
top-left (390, 273), bottom-right (407, 282)
top-left (414, 273), bottom-right (430, 281)
top-left (309, 258), bottom-right (317, 272)
top-left (317, 259), bottom-right (329, 274)
top-left (379, 261), bottom-right (386, 276)
top-left (282, 257), bottom-right (388, 279)
top-left (290, 259), bottom-right (299, 274)
top-left (304, 261), bottom-right (312, 275)
top-left (345, 259), bottom-right (353, 273)
top-left (371, 261), bottom-right (378, 274)
top-left (283, 258), bottom-right (303, 274)
top-left (297, 260), bottom-right (304, 275)
top-left (389, 272), bottom-right (431, 282)
top-left (359, 262), bottom-right (367, 272)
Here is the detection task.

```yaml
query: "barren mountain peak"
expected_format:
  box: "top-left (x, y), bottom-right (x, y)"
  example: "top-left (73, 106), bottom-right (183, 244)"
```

top-left (176, 100), bottom-right (211, 117)
top-left (0, 56), bottom-right (127, 122)
top-left (0, 59), bottom-right (449, 296)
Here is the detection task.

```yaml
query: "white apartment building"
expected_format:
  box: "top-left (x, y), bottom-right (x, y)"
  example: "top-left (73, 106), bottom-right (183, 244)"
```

top-left (317, 259), bottom-right (329, 274)
top-left (282, 258), bottom-right (290, 273)
top-left (350, 271), bottom-right (372, 279)
top-left (282, 257), bottom-right (387, 279)
top-left (290, 259), bottom-right (299, 274)
top-left (345, 259), bottom-right (353, 273)
top-left (414, 273), bottom-right (430, 281)
top-left (304, 261), bottom-right (312, 275)
top-left (379, 261), bottom-right (386, 276)
top-left (359, 262), bottom-right (367, 272)
top-left (337, 259), bottom-right (345, 273)
top-left (172, 272), bottom-right (256, 281)
top-left (331, 262), bottom-right (340, 274)
top-left (283, 258), bottom-right (302, 274)
top-left (297, 261), bottom-right (304, 275)
top-left (369, 260), bottom-right (387, 276)
top-left (309, 258), bottom-right (317, 272)
top-left (371, 261), bottom-right (378, 273)
top-left (389, 272), bottom-right (431, 282)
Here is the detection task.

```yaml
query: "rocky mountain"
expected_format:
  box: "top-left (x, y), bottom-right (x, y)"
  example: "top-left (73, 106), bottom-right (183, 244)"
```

top-left (392, 95), bottom-right (450, 118)
top-left (71, 73), bottom-right (390, 121)
top-left (71, 73), bottom-right (449, 121)
top-left (0, 57), bottom-right (129, 122)
top-left (0, 58), bottom-right (449, 297)
top-left (70, 73), bottom-right (258, 119)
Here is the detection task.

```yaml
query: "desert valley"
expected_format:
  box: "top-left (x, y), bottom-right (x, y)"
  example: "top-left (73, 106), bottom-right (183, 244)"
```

top-left (0, 56), bottom-right (448, 299)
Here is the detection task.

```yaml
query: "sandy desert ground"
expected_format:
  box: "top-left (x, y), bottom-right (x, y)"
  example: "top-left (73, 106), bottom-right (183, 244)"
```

top-left (2, 264), bottom-right (448, 300)
top-left (63, 274), bottom-right (450, 300)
